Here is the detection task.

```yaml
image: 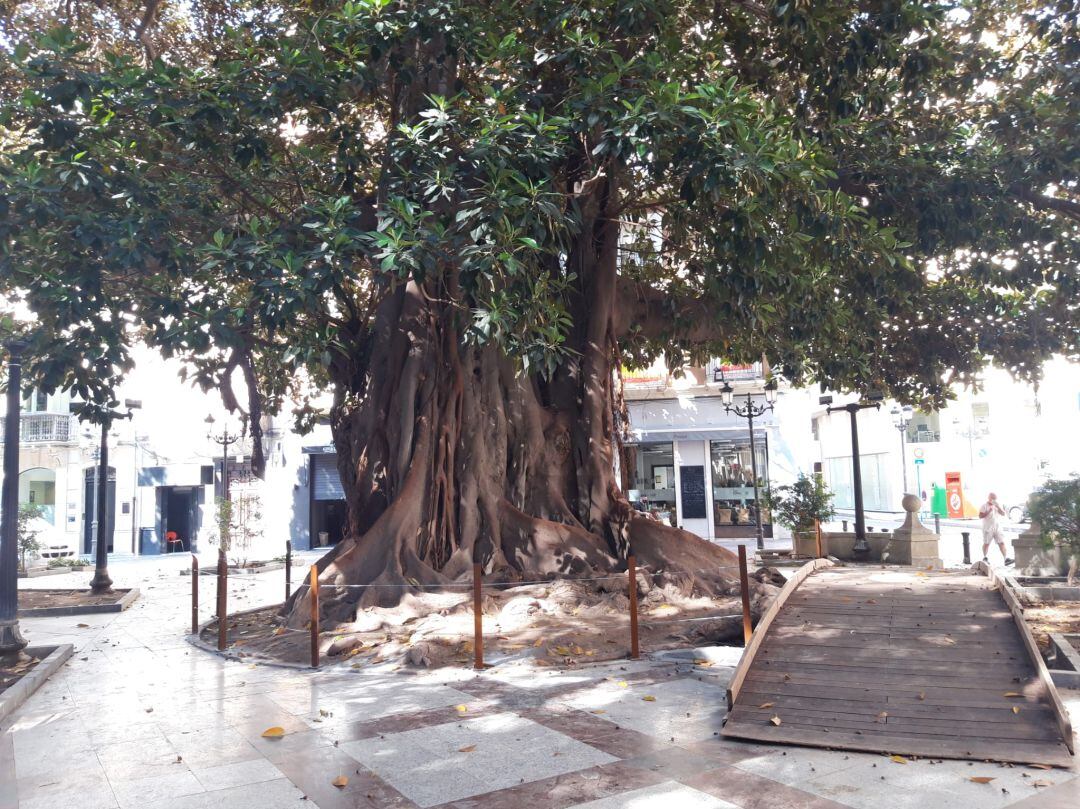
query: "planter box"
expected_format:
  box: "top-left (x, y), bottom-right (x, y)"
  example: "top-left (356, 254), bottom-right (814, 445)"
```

top-left (821, 531), bottom-right (891, 562)
top-left (18, 567), bottom-right (70, 579)
top-left (0, 644), bottom-right (73, 723)
top-left (17, 588), bottom-right (140, 617)
top-left (1013, 535), bottom-right (1075, 577)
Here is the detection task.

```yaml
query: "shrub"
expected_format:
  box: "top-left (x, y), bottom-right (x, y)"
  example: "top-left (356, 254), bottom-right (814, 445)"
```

top-left (766, 474), bottom-right (836, 533)
top-left (17, 504), bottom-right (43, 572)
top-left (1028, 476), bottom-right (1080, 554)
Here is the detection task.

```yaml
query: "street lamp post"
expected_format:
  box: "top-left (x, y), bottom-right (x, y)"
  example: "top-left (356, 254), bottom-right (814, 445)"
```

top-left (721, 378), bottom-right (778, 551)
top-left (206, 415), bottom-right (241, 651)
top-left (890, 405), bottom-right (914, 494)
top-left (0, 340), bottom-right (29, 660)
top-left (88, 399), bottom-right (141, 595)
top-left (821, 394), bottom-right (883, 558)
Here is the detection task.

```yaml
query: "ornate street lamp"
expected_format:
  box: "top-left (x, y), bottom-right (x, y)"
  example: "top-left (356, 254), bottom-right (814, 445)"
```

top-left (721, 377), bottom-right (778, 551)
top-left (0, 340), bottom-right (29, 660)
top-left (206, 414), bottom-right (243, 651)
top-left (890, 404), bottom-right (914, 494)
top-left (821, 393), bottom-right (883, 558)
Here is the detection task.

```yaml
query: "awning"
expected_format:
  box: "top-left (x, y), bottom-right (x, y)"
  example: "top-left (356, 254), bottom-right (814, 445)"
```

top-left (627, 426), bottom-right (769, 444)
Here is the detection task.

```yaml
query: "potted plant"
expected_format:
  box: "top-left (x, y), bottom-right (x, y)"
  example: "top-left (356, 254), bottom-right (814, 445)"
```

top-left (766, 474), bottom-right (835, 557)
top-left (1028, 476), bottom-right (1080, 585)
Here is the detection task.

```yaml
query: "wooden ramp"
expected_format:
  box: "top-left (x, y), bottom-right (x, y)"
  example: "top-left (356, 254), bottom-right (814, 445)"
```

top-left (723, 564), bottom-right (1075, 767)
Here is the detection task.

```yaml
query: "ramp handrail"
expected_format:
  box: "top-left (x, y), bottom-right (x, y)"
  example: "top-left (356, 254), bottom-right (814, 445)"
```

top-left (725, 557), bottom-right (834, 710)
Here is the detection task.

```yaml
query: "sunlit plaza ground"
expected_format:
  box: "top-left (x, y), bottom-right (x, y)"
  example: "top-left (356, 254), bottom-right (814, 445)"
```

top-left (2, 555), bottom-right (1077, 809)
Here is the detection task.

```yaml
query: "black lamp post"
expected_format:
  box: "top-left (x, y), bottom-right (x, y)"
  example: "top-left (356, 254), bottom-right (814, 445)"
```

top-left (721, 378), bottom-right (778, 551)
top-left (88, 399), bottom-right (141, 595)
top-left (206, 415), bottom-right (241, 650)
top-left (821, 393), bottom-right (883, 558)
top-left (0, 340), bottom-right (28, 660)
top-left (890, 404), bottom-right (914, 494)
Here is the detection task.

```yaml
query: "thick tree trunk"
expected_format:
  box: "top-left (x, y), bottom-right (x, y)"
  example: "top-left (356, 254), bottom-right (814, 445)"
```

top-left (284, 177), bottom-right (741, 626)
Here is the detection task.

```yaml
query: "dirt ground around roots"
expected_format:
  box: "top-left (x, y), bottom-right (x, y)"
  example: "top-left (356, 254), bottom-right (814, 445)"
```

top-left (0, 651), bottom-right (42, 695)
top-left (1024, 601), bottom-right (1080, 654)
top-left (17, 588), bottom-right (132, 610)
top-left (202, 574), bottom-right (780, 668)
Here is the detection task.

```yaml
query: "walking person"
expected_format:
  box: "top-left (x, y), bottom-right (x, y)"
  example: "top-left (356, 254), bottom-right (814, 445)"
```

top-left (979, 492), bottom-right (1013, 566)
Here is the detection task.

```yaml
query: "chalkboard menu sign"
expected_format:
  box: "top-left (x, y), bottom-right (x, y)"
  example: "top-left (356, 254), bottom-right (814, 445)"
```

top-left (679, 465), bottom-right (707, 519)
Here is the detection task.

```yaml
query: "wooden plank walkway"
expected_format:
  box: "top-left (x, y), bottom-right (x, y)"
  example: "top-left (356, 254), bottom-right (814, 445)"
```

top-left (722, 566), bottom-right (1075, 767)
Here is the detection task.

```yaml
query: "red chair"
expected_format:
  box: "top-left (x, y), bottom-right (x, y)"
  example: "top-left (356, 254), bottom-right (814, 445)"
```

top-left (165, 531), bottom-right (186, 552)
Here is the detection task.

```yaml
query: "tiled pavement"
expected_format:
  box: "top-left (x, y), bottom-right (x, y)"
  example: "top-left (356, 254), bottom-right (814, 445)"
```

top-left (3, 556), bottom-right (1079, 808)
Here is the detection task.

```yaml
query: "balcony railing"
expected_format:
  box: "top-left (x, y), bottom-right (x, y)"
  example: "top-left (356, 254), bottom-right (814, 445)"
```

top-left (0, 413), bottom-right (76, 443)
top-left (908, 430), bottom-right (940, 443)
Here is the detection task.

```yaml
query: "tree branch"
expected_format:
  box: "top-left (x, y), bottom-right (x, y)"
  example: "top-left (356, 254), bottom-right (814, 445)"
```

top-left (1009, 184), bottom-right (1080, 223)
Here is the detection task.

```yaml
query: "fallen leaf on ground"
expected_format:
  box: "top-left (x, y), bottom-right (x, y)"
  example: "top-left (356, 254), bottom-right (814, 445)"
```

top-left (917, 692), bottom-right (926, 701)
top-left (552, 646), bottom-right (572, 656)
top-left (458, 745), bottom-right (476, 753)
top-left (642, 696), bottom-right (656, 702)
top-left (332, 776), bottom-right (348, 788)
top-left (1029, 764), bottom-right (1052, 770)
top-left (616, 681), bottom-right (628, 687)
top-left (76, 623), bottom-right (90, 628)
top-left (1003, 692), bottom-right (1024, 698)
top-left (455, 705), bottom-right (468, 713)
top-left (261, 727), bottom-right (285, 738)
top-left (1012, 706), bottom-right (1021, 714)
top-left (591, 710), bottom-right (606, 715)
top-left (876, 711), bottom-right (888, 722)
top-left (770, 715), bottom-right (782, 726)
top-left (1032, 780), bottom-right (1053, 788)
top-left (889, 755), bottom-right (908, 764)
top-left (969, 777), bottom-right (995, 784)
top-left (692, 659), bottom-right (712, 667)
top-left (533, 638), bottom-right (544, 647)
top-left (757, 702), bottom-right (774, 709)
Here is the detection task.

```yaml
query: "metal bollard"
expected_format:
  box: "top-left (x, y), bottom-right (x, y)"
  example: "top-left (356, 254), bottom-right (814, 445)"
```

top-left (472, 562), bottom-right (484, 670)
top-left (285, 540), bottom-right (292, 601)
top-left (961, 531), bottom-right (971, 565)
top-left (309, 565), bottom-right (320, 668)
top-left (191, 555), bottom-right (199, 635)
top-left (628, 555), bottom-right (640, 659)
top-left (738, 545), bottom-right (752, 645)
top-left (934, 514), bottom-right (941, 535)
top-left (216, 551), bottom-right (228, 651)
top-left (842, 519), bottom-right (848, 532)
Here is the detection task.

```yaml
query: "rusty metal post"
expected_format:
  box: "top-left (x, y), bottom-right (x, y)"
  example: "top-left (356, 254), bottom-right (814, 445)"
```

top-left (814, 519), bottom-right (823, 558)
top-left (472, 562), bottom-right (484, 670)
top-left (628, 555), bottom-right (640, 659)
top-left (191, 555), bottom-right (199, 635)
top-left (216, 550), bottom-right (227, 651)
top-left (738, 544), bottom-right (752, 645)
top-left (309, 565), bottom-right (320, 668)
top-left (285, 540), bottom-right (292, 601)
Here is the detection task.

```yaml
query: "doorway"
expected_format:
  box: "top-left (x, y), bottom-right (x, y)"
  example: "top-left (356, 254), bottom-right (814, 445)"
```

top-left (160, 486), bottom-right (200, 553)
top-left (83, 466), bottom-right (116, 555)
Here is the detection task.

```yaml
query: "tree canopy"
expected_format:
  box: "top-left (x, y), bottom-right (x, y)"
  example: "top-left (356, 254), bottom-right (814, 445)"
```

top-left (1, 0), bottom-right (1077, 414)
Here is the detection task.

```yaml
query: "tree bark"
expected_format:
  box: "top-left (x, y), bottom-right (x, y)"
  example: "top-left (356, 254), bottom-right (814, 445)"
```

top-left (284, 177), bottom-right (741, 626)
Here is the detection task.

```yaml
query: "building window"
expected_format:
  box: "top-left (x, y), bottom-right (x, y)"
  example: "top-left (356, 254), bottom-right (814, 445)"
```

top-left (825, 453), bottom-right (893, 511)
top-left (710, 438), bottom-right (769, 529)
top-left (624, 442), bottom-right (676, 523)
top-left (906, 411), bottom-right (940, 443)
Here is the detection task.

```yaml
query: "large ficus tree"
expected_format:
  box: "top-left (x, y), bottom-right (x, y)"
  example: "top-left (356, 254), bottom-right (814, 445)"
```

top-left (1, 1), bottom-right (1077, 623)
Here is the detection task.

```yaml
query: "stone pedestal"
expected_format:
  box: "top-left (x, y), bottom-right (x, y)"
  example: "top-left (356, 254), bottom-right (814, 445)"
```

top-left (883, 495), bottom-right (942, 568)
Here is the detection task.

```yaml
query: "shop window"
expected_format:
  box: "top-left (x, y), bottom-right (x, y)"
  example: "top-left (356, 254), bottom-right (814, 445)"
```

top-left (710, 438), bottom-right (769, 528)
